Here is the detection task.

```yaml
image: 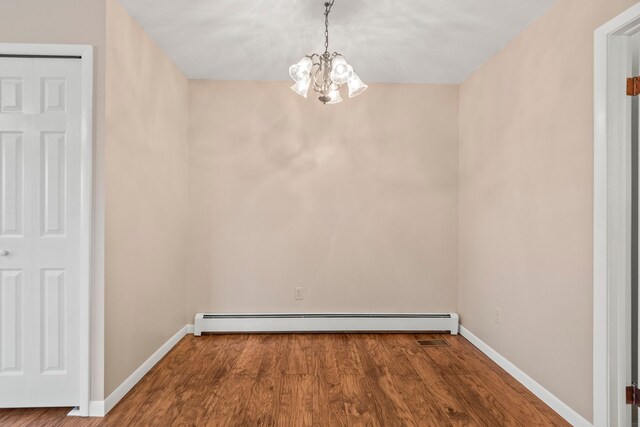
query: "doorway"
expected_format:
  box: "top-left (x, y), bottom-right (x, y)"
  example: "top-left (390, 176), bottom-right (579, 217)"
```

top-left (0, 45), bottom-right (93, 416)
top-left (630, 29), bottom-right (640, 427)
top-left (595, 3), bottom-right (640, 426)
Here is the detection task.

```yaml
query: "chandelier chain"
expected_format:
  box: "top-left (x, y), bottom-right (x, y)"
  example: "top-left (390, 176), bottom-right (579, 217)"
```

top-left (324, 0), bottom-right (334, 54)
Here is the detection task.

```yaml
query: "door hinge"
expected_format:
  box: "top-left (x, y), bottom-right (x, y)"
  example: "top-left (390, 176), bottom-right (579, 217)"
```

top-left (628, 77), bottom-right (640, 96)
top-left (627, 384), bottom-right (640, 406)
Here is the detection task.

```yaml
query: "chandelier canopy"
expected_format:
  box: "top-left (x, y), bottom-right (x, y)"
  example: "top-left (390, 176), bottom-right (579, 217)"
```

top-left (289, 0), bottom-right (367, 104)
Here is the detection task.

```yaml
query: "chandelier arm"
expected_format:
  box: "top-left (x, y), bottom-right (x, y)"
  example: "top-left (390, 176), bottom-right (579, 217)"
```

top-left (308, 53), bottom-right (321, 67)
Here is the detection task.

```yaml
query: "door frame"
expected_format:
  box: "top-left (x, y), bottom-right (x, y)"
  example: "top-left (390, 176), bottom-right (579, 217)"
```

top-left (594, 4), bottom-right (640, 426)
top-left (0, 43), bottom-right (94, 416)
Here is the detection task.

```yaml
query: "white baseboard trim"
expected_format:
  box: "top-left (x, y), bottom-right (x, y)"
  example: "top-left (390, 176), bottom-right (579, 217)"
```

top-left (87, 325), bottom-right (188, 417)
top-left (88, 400), bottom-right (105, 417)
top-left (459, 326), bottom-right (591, 427)
top-left (185, 324), bottom-right (195, 334)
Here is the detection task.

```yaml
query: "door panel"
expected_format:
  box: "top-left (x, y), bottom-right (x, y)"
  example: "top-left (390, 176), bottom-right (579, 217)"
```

top-left (41, 132), bottom-right (65, 236)
top-left (0, 57), bottom-right (81, 408)
top-left (40, 269), bottom-right (65, 374)
top-left (0, 78), bottom-right (24, 114)
top-left (0, 269), bottom-right (22, 375)
top-left (0, 132), bottom-right (23, 236)
top-left (41, 78), bottom-right (66, 114)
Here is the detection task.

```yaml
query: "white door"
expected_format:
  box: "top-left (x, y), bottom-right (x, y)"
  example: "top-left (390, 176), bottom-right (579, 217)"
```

top-left (0, 57), bottom-right (82, 407)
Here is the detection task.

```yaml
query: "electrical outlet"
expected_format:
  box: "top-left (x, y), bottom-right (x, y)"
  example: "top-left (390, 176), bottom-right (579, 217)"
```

top-left (494, 307), bottom-right (501, 324)
top-left (295, 287), bottom-right (303, 301)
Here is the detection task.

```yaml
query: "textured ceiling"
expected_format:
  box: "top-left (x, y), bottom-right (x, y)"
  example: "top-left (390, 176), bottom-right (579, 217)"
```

top-left (118, 0), bottom-right (556, 84)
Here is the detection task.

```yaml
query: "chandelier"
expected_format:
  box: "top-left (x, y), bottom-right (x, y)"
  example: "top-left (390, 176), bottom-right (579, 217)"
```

top-left (288, 0), bottom-right (367, 104)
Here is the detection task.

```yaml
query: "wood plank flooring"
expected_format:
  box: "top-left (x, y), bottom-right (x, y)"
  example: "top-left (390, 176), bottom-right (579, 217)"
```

top-left (0, 333), bottom-right (570, 426)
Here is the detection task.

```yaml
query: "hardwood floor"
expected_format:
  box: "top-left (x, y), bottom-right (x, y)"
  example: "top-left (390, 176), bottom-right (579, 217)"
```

top-left (0, 333), bottom-right (569, 426)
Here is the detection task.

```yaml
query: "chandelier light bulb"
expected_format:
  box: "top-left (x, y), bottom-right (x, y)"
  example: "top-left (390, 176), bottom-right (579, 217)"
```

top-left (290, 75), bottom-right (312, 98)
top-left (347, 72), bottom-right (368, 98)
top-left (289, 57), bottom-right (313, 82)
top-left (289, 0), bottom-right (366, 105)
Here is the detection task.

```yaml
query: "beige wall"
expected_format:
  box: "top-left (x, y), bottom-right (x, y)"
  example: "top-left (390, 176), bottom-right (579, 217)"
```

top-left (458, 0), bottom-right (637, 420)
top-left (188, 81), bottom-right (459, 317)
top-left (105, 0), bottom-right (189, 396)
top-left (0, 0), bottom-right (108, 401)
top-left (4, 0), bottom-right (633, 418)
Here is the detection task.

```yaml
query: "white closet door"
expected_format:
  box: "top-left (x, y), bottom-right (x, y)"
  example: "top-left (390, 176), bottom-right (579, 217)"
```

top-left (0, 57), bottom-right (81, 407)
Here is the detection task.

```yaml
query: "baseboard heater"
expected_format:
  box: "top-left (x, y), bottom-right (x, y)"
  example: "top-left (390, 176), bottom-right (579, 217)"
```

top-left (194, 313), bottom-right (459, 336)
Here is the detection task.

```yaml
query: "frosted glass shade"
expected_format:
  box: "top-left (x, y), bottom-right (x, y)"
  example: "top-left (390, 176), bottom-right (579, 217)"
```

top-left (290, 75), bottom-right (311, 98)
top-left (330, 57), bottom-right (353, 85)
top-left (289, 57), bottom-right (313, 82)
top-left (347, 72), bottom-right (367, 98)
top-left (326, 88), bottom-right (343, 104)
top-left (332, 55), bottom-right (347, 66)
